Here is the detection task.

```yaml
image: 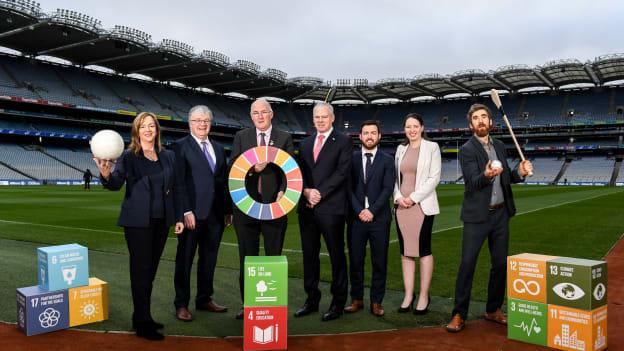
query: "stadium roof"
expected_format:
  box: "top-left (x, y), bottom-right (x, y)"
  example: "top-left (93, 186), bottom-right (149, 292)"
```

top-left (1, 1), bottom-right (624, 103)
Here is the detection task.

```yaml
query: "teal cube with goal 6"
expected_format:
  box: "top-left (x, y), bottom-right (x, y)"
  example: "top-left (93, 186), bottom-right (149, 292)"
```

top-left (38, 244), bottom-right (89, 291)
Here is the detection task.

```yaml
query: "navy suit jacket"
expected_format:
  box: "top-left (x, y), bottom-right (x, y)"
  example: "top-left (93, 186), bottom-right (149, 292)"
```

top-left (349, 149), bottom-right (395, 223)
top-left (173, 135), bottom-right (231, 221)
top-left (298, 129), bottom-right (352, 216)
top-left (459, 135), bottom-right (524, 223)
top-left (102, 149), bottom-right (180, 228)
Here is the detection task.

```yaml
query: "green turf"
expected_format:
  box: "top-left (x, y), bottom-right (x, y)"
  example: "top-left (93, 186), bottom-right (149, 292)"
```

top-left (0, 185), bottom-right (622, 336)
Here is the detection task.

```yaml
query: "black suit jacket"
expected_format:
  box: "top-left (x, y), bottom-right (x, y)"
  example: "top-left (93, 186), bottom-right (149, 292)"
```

top-left (173, 135), bottom-right (231, 220)
top-left (298, 129), bottom-right (352, 216)
top-left (459, 135), bottom-right (524, 223)
top-left (349, 149), bottom-right (395, 223)
top-left (102, 149), bottom-right (180, 228)
top-left (230, 127), bottom-right (294, 203)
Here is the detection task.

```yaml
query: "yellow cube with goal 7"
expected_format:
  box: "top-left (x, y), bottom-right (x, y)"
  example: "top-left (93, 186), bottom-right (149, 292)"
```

top-left (68, 277), bottom-right (108, 327)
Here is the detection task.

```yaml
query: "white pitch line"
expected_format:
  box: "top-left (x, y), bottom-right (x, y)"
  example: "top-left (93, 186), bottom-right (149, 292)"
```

top-left (1, 189), bottom-right (620, 258)
top-left (0, 218), bottom-right (318, 255)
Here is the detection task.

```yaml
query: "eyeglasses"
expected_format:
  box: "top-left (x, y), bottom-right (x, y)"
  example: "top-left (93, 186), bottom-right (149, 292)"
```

top-left (190, 119), bottom-right (211, 125)
top-left (251, 111), bottom-right (272, 117)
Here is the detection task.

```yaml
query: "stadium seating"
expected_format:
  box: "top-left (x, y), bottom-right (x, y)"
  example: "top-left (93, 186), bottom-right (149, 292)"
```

top-left (561, 157), bottom-right (614, 184)
top-left (440, 158), bottom-right (461, 182)
top-left (0, 144), bottom-right (83, 181)
top-left (0, 163), bottom-right (30, 180)
top-left (525, 157), bottom-right (565, 183)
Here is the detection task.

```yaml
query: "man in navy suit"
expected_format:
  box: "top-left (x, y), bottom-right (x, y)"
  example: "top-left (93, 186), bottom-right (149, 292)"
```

top-left (344, 120), bottom-right (395, 317)
top-left (230, 98), bottom-right (294, 319)
top-left (446, 103), bottom-right (533, 332)
top-left (294, 102), bottom-right (352, 322)
top-left (172, 105), bottom-right (232, 322)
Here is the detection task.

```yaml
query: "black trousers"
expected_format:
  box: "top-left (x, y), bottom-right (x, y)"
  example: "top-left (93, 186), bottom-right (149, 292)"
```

top-left (298, 208), bottom-right (348, 308)
top-left (124, 219), bottom-right (169, 324)
top-left (347, 219), bottom-right (390, 303)
top-left (452, 207), bottom-right (510, 319)
top-left (173, 212), bottom-right (223, 308)
top-left (233, 208), bottom-right (287, 302)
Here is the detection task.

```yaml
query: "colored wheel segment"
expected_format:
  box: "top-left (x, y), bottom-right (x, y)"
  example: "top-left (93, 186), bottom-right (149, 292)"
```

top-left (228, 146), bottom-right (302, 220)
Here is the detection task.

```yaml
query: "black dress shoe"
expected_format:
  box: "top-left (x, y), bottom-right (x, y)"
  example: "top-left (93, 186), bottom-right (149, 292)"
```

top-left (397, 294), bottom-right (415, 313)
top-left (135, 325), bottom-right (165, 341)
top-left (321, 306), bottom-right (343, 322)
top-left (413, 294), bottom-right (431, 315)
top-left (236, 308), bottom-right (244, 320)
top-left (294, 302), bottom-right (319, 317)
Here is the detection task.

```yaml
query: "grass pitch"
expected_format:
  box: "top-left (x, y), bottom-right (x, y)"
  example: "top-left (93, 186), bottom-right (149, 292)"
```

top-left (0, 185), bottom-right (622, 336)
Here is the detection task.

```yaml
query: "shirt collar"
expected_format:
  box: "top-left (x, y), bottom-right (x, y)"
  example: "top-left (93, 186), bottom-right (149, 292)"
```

top-left (316, 127), bottom-right (333, 140)
top-left (256, 125), bottom-right (272, 138)
top-left (362, 146), bottom-right (378, 159)
top-left (191, 133), bottom-right (210, 146)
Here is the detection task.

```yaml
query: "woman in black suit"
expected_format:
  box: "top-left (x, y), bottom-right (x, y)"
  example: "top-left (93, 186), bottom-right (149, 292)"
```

top-left (94, 112), bottom-right (183, 341)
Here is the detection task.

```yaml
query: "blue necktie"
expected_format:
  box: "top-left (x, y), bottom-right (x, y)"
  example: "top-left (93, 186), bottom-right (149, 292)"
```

top-left (201, 141), bottom-right (216, 172)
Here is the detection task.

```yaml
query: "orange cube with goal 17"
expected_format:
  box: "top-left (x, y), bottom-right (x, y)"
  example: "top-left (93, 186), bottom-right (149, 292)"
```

top-left (508, 253), bottom-right (559, 303)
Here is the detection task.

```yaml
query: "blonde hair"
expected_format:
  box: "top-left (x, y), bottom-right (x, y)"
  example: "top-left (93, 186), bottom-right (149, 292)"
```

top-left (128, 112), bottom-right (162, 155)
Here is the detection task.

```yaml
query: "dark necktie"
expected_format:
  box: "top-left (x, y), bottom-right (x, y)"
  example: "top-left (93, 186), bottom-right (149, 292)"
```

top-left (258, 133), bottom-right (266, 194)
top-left (201, 141), bottom-right (216, 172)
top-left (364, 153), bottom-right (373, 183)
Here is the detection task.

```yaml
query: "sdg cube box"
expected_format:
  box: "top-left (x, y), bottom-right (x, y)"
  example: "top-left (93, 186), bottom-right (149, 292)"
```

top-left (547, 257), bottom-right (607, 310)
top-left (547, 305), bottom-right (607, 351)
top-left (68, 277), bottom-right (109, 327)
top-left (508, 298), bottom-right (548, 346)
top-left (243, 306), bottom-right (287, 351)
top-left (244, 256), bottom-right (287, 307)
top-left (508, 253), bottom-right (559, 303)
top-left (16, 286), bottom-right (69, 336)
top-left (38, 244), bottom-right (89, 291)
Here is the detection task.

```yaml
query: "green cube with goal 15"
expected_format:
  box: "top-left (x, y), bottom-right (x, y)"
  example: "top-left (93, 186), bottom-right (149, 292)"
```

top-left (244, 256), bottom-right (288, 307)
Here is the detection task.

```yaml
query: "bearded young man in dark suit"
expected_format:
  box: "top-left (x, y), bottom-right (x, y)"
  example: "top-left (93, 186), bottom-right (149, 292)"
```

top-left (294, 102), bottom-right (352, 322)
top-left (231, 98), bottom-right (294, 319)
top-left (344, 120), bottom-right (395, 317)
top-left (446, 103), bottom-right (533, 333)
top-left (172, 105), bottom-right (232, 322)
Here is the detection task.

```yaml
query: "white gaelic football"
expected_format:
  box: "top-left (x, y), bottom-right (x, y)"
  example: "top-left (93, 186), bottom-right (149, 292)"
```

top-left (90, 130), bottom-right (124, 160)
top-left (491, 160), bottom-right (503, 170)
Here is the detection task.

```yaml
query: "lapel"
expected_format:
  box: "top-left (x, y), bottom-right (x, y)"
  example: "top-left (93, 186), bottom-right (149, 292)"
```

top-left (469, 136), bottom-right (489, 167)
top-left (188, 136), bottom-right (214, 175)
top-left (160, 151), bottom-right (172, 188)
top-left (268, 128), bottom-right (279, 148)
top-left (314, 130), bottom-right (335, 167)
top-left (416, 141), bottom-right (426, 181)
top-left (365, 150), bottom-right (380, 183)
top-left (354, 150), bottom-right (364, 183)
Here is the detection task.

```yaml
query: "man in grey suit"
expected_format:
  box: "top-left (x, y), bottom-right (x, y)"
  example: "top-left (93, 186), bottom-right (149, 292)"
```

top-left (230, 98), bottom-right (294, 319)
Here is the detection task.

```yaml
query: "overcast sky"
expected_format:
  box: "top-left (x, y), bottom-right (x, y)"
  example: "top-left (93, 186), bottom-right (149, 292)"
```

top-left (39, 0), bottom-right (623, 82)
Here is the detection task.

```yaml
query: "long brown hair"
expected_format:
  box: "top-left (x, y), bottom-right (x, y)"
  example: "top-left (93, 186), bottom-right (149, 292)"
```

top-left (128, 112), bottom-right (163, 155)
top-left (401, 113), bottom-right (427, 145)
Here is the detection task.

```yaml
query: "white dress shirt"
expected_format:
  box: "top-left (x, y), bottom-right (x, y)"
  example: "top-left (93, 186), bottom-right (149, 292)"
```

top-left (361, 146), bottom-right (378, 209)
top-left (313, 127), bottom-right (333, 151)
top-left (256, 126), bottom-right (272, 146)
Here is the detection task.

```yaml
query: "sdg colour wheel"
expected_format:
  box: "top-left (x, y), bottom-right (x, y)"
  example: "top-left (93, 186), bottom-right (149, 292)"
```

top-left (228, 146), bottom-right (303, 220)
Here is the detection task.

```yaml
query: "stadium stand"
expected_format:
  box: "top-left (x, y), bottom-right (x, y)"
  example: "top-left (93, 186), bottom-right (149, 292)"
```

top-left (440, 158), bottom-right (461, 182)
top-left (525, 157), bottom-right (565, 184)
top-left (561, 157), bottom-right (615, 184)
top-left (0, 143), bottom-right (82, 181)
top-left (0, 163), bottom-right (29, 180)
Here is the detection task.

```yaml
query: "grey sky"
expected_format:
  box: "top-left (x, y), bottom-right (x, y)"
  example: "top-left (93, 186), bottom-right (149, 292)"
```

top-left (40, 0), bottom-right (623, 82)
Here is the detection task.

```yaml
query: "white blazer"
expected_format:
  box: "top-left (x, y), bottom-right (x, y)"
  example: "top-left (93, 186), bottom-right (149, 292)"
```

top-left (393, 139), bottom-right (441, 216)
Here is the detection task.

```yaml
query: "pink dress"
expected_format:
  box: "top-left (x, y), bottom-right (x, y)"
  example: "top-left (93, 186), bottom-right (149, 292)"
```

top-left (396, 146), bottom-right (425, 257)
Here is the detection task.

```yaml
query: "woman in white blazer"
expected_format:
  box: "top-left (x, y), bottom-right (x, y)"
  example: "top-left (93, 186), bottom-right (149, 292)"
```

top-left (393, 113), bottom-right (441, 315)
